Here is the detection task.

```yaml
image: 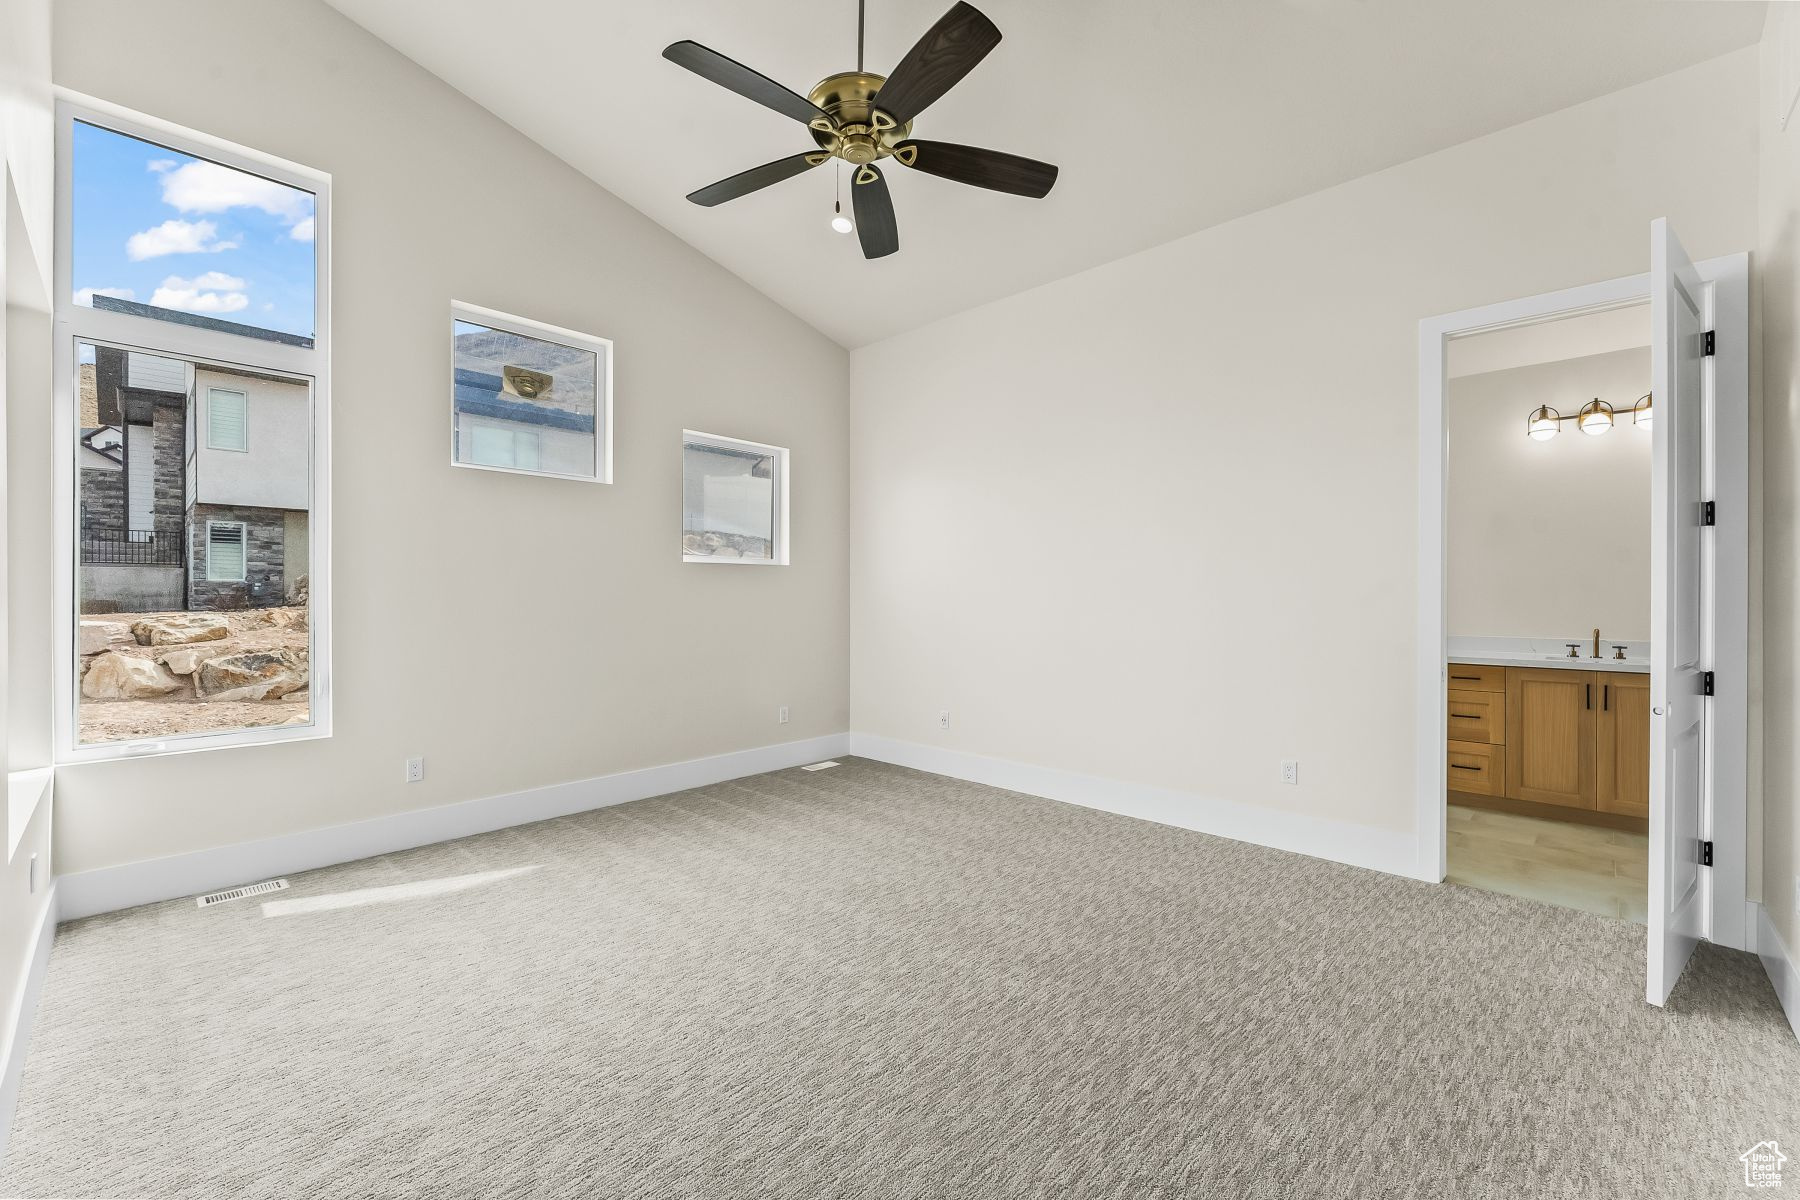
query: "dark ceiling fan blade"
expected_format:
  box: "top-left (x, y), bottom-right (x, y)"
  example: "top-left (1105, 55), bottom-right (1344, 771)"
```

top-left (686, 153), bottom-right (830, 207)
top-left (851, 164), bottom-right (899, 259)
top-left (871, 2), bottom-right (1002, 128)
top-left (892, 141), bottom-right (1057, 198)
top-left (662, 41), bottom-right (833, 129)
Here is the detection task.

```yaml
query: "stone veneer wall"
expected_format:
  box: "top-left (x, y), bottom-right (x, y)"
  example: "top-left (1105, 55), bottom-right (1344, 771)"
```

top-left (187, 504), bottom-right (287, 610)
top-left (79, 464), bottom-right (124, 540)
top-left (153, 401), bottom-right (185, 527)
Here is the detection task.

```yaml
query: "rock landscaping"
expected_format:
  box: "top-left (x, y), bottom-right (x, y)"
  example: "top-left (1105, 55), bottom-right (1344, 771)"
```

top-left (78, 606), bottom-right (310, 744)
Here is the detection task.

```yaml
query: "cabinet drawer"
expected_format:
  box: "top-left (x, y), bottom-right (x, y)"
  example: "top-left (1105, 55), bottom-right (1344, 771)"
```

top-left (1447, 739), bottom-right (1505, 796)
top-left (1447, 689), bottom-right (1505, 745)
top-left (1446, 662), bottom-right (1505, 692)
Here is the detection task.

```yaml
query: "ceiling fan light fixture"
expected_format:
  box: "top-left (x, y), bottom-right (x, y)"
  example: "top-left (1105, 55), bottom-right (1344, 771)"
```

top-left (831, 201), bottom-right (854, 234)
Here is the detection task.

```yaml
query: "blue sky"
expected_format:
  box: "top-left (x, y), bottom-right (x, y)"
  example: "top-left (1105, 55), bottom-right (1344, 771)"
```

top-left (72, 120), bottom-right (315, 338)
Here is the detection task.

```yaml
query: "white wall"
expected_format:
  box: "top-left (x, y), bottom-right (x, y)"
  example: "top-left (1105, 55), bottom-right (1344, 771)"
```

top-left (192, 367), bottom-right (308, 510)
top-left (1447, 347), bottom-right (1652, 642)
top-left (43, 0), bottom-right (849, 875)
top-left (1758, 6), bottom-right (1800, 962)
top-left (0, 0), bottom-right (60, 1140)
top-left (850, 50), bottom-right (1758, 839)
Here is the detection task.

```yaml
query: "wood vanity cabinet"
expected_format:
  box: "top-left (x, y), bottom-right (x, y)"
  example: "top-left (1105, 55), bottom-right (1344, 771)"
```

top-left (1447, 661), bottom-right (1649, 825)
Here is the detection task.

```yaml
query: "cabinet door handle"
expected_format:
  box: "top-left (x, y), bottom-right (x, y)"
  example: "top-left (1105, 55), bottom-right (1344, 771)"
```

top-left (1451, 674), bottom-right (1479, 681)
top-left (1603, 684), bottom-right (1609, 712)
top-left (1451, 763), bottom-right (1480, 771)
top-left (1451, 713), bottom-right (1480, 720)
top-left (1586, 683), bottom-right (1592, 710)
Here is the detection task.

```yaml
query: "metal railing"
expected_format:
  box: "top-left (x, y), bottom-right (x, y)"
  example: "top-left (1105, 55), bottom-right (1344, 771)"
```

top-left (81, 523), bottom-right (186, 567)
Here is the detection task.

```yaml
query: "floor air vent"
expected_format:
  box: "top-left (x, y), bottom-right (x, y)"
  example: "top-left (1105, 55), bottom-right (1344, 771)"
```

top-left (196, 879), bottom-right (290, 908)
top-left (801, 761), bottom-right (840, 772)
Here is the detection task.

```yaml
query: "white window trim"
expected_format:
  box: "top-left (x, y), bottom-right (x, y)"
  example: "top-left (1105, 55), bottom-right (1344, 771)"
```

top-left (682, 430), bottom-right (790, 566)
top-left (449, 300), bottom-right (612, 484)
top-left (52, 91), bottom-right (333, 763)
top-left (204, 520), bottom-right (248, 582)
top-left (205, 387), bottom-right (250, 452)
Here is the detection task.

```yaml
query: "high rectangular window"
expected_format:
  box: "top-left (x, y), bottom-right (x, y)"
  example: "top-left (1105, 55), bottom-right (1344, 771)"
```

top-left (451, 303), bottom-right (611, 483)
top-left (59, 101), bottom-right (330, 758)
top-left (683, 432), bottom-right (788, 564)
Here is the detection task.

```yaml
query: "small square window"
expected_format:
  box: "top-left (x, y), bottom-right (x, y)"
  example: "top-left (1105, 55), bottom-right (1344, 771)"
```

top-left (207, 387), bottom-right (248, 451)
top-left (205, 520), bottom-right (247, 581)
top-left (683, 432), bottom-right (787, 565)
top-left (451, 303), bottom-right (610, 482)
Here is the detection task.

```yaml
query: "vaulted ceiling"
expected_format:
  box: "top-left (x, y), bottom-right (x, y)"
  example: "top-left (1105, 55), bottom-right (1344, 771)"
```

top-left (323, 0), bottom-right (1766, 347)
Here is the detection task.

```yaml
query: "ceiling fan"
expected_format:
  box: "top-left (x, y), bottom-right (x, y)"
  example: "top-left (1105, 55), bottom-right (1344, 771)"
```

top-left (663, 1), bottom-right (1058, 260)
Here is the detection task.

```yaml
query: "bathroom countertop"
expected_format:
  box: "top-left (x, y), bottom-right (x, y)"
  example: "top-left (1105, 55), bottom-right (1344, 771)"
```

top-left (1447, 636), bottom-right (1650, 675)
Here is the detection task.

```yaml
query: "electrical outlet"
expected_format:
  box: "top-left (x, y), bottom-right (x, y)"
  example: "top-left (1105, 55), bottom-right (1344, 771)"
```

top-left (1281, 759), bottom-right (1300, 785)
top-left (939, 710), bottom-right (951, 730)
top-left (405, 757), bottom-right (425, 784)
top-left (778, 705), bottom-right (790, 725)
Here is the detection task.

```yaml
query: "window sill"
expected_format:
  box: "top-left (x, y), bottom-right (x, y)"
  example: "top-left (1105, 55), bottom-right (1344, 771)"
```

top-left (7, 768), bottom-right (52, 864)
top-left (58, 718), bottom-right (330, 766)
top-left (682, 555), bottom-right (785, 566)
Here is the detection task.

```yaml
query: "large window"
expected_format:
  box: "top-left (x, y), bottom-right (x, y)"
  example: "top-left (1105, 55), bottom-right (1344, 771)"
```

top-left (58, 103), bottom-right (330, 758)
top-left (682, 432), bottom-right (788, 564)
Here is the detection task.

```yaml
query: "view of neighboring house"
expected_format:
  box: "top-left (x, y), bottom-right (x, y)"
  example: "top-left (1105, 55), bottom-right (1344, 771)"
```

top-left (452, 321), bottom-right (598, 476)
top-left (79, 299), bottom-right (312, 613)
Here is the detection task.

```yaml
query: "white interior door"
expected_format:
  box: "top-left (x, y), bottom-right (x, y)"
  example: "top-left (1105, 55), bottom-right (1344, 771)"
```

top-left (1647, 218), bottom-right (1708, 1007)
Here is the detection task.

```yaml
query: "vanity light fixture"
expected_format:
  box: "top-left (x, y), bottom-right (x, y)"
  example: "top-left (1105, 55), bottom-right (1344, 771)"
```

top-left (1523, 393), bottom-right (1650, 440)
top-left (1526, 405), bottom-right (1561, 441)
top-left (1576, 397), bottom-right (1614, 435)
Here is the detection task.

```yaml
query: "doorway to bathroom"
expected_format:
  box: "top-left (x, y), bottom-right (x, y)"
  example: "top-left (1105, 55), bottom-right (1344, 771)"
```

top-left (1440, 304), bottom-right (1654, 925)
top-left (1416, 225), bottom-right (1750, 1007)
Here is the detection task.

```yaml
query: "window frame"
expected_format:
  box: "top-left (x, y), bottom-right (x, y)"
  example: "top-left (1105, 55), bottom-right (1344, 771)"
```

top-left (449, 301), bottom-right (613, 484)
top-left (53, 92), bottom-right (333, 762)
top-left (205, 386), bottom-right (250, 452)
top-left (681, 430), bottom-right (790, 567)
top-left (203, 520), bottom-right (249, 582)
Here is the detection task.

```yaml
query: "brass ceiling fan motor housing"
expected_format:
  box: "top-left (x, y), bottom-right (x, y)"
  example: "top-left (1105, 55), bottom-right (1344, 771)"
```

top-left (806, 72), bottom-right (913, 165)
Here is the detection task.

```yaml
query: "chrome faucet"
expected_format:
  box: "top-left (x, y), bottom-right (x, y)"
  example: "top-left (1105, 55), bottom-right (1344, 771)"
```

top-left (1592, 628), bottom-right (1601, 659)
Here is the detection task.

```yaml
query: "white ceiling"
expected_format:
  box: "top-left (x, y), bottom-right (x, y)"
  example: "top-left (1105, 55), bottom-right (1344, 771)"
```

top-left (322, 0), bottom-right (1766, 347)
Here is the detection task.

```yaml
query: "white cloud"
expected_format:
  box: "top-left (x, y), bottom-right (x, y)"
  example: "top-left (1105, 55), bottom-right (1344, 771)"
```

top-left (147, 158), bottom-right (176, 173)
top-left (289, 216), bottom-right (314, 243)
top-left (158, 159), bottom-right (312, 227)
top-left (126, 218), bottom-right (239, 261)
top-left (151, 272), bottom-right (249, 315)
top-left (74, 286), bottom-right (136, 306)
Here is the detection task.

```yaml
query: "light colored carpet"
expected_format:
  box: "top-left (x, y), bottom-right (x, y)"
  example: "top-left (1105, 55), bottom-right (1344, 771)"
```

top-left (3, 758), bottom-right (1794, 1198)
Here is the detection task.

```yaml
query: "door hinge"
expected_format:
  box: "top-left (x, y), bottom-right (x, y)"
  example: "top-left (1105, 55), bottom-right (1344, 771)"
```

top-left (1702, 671), bottom-right (1716, 697)
top-left (1701, 500), bottom-right (1716, 526)
top-left (1699, 840), bottom-right (1714, 867)
top-left (1702, 330), bottom-right (1716, 356)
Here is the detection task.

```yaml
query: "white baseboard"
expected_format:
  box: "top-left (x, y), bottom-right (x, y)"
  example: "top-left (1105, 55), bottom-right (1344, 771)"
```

top-left (58, 734), bottom-right (851, 922)
top-left (847, 734), bottom-right (1420, 880)
top-left (0, 884), bottom-right (57, 1162)
top-left (1754, 902), bottom-right (1800, 1043)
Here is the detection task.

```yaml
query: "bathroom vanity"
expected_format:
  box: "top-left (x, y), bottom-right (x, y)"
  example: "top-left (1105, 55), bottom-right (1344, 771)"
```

top-left (1446, 653), bottom-right (1650, 829)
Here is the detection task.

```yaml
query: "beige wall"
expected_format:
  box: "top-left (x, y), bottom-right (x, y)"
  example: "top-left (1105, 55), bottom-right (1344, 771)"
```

top-left (850, 50), bottom-right (1758, 836)
top-left (1758, 8), bottom-right (1800, 958)
top-left (1448, 347), bottom-right (1652, 642)
top-left (45, 0), bottom-right (850, 875)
